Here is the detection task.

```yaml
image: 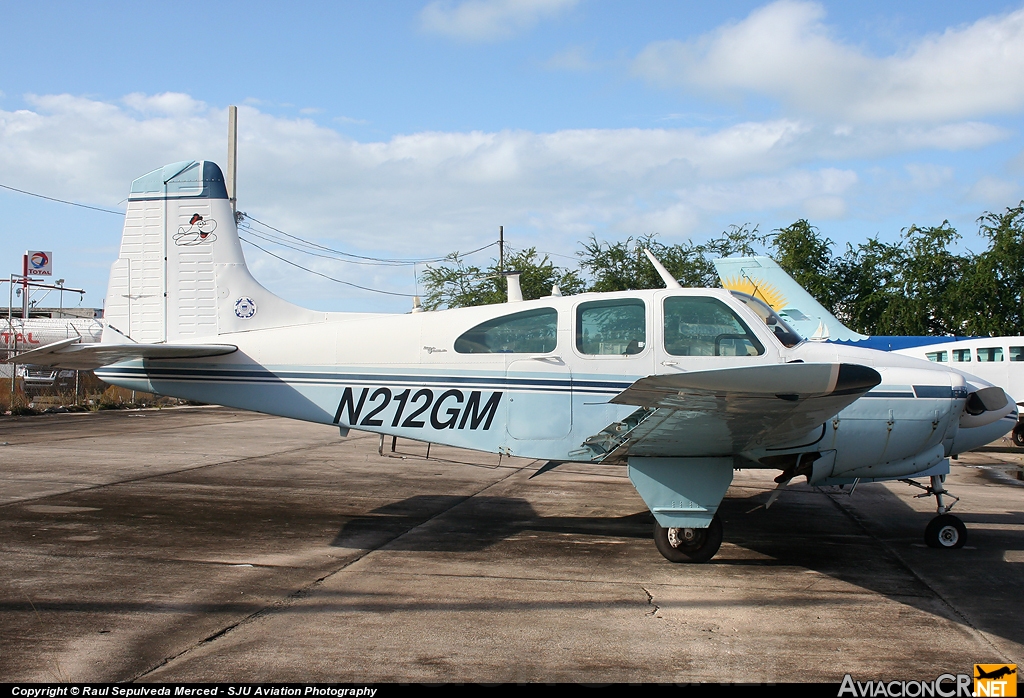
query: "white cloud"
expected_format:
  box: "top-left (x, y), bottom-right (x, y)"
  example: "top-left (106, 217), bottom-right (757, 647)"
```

top-left (904, 163), bottom-right (954, 190)
top-left (334, 115), bottom-right (370, 125)
top-left (633, 1), bottom-right (1024, 123)
top-left (968, 176), bottom-right (1021, 207)
top-left (122, 92), bottom-right (206, 117)
top-left (420, 0), bottom-right (578, 41)
top-left (1007, 149), bottom-right (1024, 175)
top-left (0, 94), bottom-right (1004, 243)
top-left (803, 195), bottom-right (846, 219)
top-left (0, 92), bottom-right (1010, 308)
top-left (544, 45), bottom-right (596, 71)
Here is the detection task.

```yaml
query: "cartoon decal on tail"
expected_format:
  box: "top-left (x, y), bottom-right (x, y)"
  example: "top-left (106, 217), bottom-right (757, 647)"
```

top-left (174, 213), bottom-right (218, 246)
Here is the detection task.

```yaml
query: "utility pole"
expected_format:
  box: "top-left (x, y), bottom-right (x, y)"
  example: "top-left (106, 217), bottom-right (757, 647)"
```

top-left (227, 105), bottom-right (238, 215)
top-left (499, 226), bottom-right (504, 272)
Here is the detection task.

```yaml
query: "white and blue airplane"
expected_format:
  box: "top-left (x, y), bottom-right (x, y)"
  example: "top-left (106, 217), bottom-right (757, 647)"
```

top-left (715, 256), bottom-right (1024, 446)
top-left (7, 161), bottom-right (1018, 562)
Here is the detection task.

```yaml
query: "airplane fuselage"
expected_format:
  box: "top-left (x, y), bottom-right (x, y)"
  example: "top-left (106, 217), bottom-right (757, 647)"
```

top-left (95, 288), bottom-right (1014, 484)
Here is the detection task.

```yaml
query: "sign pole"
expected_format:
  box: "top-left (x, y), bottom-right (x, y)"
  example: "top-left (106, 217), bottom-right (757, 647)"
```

top-left (21, 254), bottom-right (28, 319)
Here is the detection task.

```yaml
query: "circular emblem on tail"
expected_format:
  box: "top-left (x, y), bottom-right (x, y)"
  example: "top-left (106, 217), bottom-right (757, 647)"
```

top-left (234, 297), bottom-right (257, 319)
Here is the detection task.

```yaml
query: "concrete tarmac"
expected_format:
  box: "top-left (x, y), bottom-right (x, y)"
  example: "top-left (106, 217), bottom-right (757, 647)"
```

top-left (1, 407), bottom-right (1022, 683)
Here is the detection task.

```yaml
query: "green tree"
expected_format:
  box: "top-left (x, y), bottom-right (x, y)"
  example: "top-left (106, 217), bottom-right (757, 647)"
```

top-left (769, 220), bottom-right (846, 313)
top-left (578, 226), bottom-right (764, 292)
top-left (840, 222), bottom-right (971, 336)
top-left (962, 202), bottom-right (1024, 336)
top-left (420, 247), bottom-right (585, 310)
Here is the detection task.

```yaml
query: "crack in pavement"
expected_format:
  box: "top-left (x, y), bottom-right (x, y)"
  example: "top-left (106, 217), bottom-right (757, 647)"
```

top-left (642, 585), bottom-right (659, 616)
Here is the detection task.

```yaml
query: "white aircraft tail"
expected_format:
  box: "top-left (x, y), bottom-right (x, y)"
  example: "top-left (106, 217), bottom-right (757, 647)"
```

top-left (713, 256), bottom-right (867, 342)
top-left (103, 161), bottom-right (322, 343)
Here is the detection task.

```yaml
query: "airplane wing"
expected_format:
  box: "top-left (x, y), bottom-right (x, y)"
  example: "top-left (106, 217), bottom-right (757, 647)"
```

top-left (4, 337), bottom-right (237, 370)
top-left (594, 363), bottom-right (880, 459)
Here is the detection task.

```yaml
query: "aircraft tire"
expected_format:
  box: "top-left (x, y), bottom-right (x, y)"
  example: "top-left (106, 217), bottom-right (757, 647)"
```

top-left (1012, 423), bottom-right (1024, 448)
top-left (925, 514), bottom-right (967, 549)
top-left (653, 514), bottom-right (723, 563)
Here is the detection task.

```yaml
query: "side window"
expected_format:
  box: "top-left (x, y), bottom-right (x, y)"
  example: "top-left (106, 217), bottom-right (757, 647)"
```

top-left (455, 308), bottom-right (557, 354)
top-left (576, 299), bottom-right (646, 355)
top-left (1011, 347), bottom-right (1024, 362)
top-left (925, 351), bottom-right (948, 362)
top-left (977, 347), bottom-right (1004, 362)
top-left (952, 349), bottom-right (971, 362)
top-left (664, 297), bottom-right (764, 357)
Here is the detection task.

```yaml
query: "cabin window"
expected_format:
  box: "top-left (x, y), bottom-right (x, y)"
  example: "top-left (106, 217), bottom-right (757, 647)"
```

top-left (664, 297), bottom-right (765, 357)
top-left (925, 351), bottom-right (948, 362)
top-left (977, 347), bottom-right (1003, 362)
top-left (454, 308), bottom-right (557, 354)
top-left (952, 349), bottom-right (971, 362)
top-left (1011, 347), bottom-right (1024, 362)
top-left (576, 299), bottom-right (646, 355)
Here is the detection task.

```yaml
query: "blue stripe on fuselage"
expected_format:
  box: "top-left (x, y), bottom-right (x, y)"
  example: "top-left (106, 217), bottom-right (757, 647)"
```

top-left (94, 365), bottom-right (634, 396)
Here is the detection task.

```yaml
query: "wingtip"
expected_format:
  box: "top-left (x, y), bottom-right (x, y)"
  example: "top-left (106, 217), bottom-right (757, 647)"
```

top-left (833, 364), bottom-right (882, 395)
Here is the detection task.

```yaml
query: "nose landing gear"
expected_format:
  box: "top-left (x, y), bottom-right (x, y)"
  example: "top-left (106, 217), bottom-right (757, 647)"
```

top-left (901, 474), bottom-right (966, 549)
top-left (925, 514), bottom-right (967, 549)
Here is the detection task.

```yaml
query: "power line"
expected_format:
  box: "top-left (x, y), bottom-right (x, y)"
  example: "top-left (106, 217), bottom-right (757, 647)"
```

top-left (244, 214), bottom-right (494, 265)
top-left (0, 179), bottom-right (502, 277)
top-left (0, 183), bottom-right (124, 216)
top-left (534, 248), bottom-right (580, 263)
top-left (239, 235), bottom-right (419, 298)
top-left (239, 224), bottom-right (414, 267)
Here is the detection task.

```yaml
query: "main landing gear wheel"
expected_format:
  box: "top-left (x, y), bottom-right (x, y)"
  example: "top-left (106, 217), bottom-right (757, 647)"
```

top-left (1013, 423), bottom-right (1024, 448)
top-left (653, 514), bottom-right (723, 563)
top-left (925, 514), bottom-right (967, 549)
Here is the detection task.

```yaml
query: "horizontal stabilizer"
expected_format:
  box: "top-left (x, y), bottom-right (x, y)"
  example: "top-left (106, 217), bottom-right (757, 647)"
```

top-left (5, 337), bottom-right (237, 370)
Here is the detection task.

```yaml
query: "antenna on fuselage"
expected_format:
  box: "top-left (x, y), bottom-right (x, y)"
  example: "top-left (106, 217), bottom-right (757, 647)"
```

top-left (643, 249), bottom-right (682, 289)
top-left (502, 271), bottom-right (523, 302)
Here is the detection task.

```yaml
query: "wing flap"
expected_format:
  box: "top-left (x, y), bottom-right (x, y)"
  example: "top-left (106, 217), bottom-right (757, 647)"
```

top-left (5, 338), bottom-right (237, 370)
top-left (602, 363), bottom-right (879, 457)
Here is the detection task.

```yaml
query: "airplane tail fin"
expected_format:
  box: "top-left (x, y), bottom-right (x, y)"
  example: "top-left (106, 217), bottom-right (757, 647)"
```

top-left (103, 161), bottom-right (322, 344)
top-left (713, 256), bottom-right (867, 342)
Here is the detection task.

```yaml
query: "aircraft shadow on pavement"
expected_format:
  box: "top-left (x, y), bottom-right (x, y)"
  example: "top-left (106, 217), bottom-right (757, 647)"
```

top-left (330, 494), bottom-right (652, 552)
top-left (329, 485), bottom-right (1024, 648)
top-left (717, 482), bottom-right (1024, 648)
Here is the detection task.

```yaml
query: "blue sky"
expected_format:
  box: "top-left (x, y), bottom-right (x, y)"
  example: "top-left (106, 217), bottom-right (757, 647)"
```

top-left (2, 0), bottom-right (1023, 312)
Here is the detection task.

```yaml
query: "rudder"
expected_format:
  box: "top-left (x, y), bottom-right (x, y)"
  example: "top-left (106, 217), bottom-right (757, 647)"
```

top-left (103, 160), bottom-right (322, 344)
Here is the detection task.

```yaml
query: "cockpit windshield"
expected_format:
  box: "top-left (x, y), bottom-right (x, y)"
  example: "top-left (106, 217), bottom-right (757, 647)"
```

top-left (730, 292), bottom-right (804, 348)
